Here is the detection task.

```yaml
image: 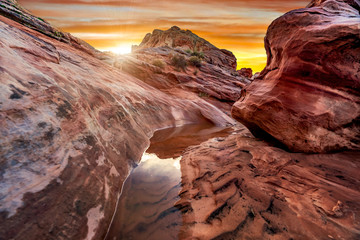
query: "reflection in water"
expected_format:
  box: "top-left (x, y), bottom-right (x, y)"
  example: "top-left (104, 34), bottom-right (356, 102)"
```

top-left (106, 124), bottom-right (232, 240)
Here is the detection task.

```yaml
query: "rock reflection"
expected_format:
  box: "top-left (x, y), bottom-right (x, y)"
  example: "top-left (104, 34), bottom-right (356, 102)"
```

top-left (106, 124), bottom-right (232, 240)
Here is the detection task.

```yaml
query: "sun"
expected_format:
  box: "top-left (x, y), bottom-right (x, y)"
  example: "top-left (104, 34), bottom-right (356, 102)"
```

top-left (102, 44), bottom-right (132, 55)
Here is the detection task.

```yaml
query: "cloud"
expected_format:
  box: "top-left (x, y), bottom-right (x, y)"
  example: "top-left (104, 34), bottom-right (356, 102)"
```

top-left (19, 0), bottom-right (309, 12)
top-left (18, 0), bottom-right (309, 71)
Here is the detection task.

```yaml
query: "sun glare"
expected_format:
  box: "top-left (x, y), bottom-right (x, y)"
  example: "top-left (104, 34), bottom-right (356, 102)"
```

top-left (103, 45), bottom-right (132, 55)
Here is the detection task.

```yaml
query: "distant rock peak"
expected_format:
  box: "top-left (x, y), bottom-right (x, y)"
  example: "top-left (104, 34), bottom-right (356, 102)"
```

top-left (170, 25), bottom-right (181, 31)
top-left (133, 26), bottom-right (238, 70)
top-left (136, 25), bottom-right (214, 51)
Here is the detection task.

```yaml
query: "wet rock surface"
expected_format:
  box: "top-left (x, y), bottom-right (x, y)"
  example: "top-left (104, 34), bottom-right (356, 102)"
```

top-left (0, 14), bottom-right (234, 240)
top-left (232, 0), bottom-right (360, 153)
top-left (106, 124), bottom-right (233, 240)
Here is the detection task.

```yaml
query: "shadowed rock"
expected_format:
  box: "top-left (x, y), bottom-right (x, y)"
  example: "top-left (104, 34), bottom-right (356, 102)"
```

top-left (1, 0), bottom-right (359, 239)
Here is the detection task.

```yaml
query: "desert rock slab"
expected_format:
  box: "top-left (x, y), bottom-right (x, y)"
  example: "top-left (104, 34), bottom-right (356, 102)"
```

top-left (177, 127), bottom-right (360, 239)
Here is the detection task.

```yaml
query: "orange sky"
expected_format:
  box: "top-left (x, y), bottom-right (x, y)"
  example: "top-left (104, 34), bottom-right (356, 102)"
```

top-left (19, 0), bottom-right (308, 72)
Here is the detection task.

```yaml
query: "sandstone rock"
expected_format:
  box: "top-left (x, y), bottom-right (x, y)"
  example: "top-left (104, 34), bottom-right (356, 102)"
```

top-left (232, 0), bottom-right (360, 153)
top-left (0, 14), bottom-right (235, 240)
top-left (177, 127), bottom-right (360, 239)
top-left (101, 27), bottom-right (253, 115)
top-left (0, 0), bottom-right (100, 57)
top-left (307, 0), bottom-right (360, 10)
top-left (2, 1), bottom-right (359, 240)
top-left (106, 45), bottom-right (250, 115)
top-left (252, 72), bottom-right (260, 80)
top-left (237, 68), bottom-right (253, 78)
top-left (98, 26), bottom-right (255, 116)
top-left (133, 26), bottom-right (237, 71)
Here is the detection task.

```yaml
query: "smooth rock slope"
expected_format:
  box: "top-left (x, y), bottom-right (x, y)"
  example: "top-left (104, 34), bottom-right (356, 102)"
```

top-left (0, 10), bottom-right (234, 240)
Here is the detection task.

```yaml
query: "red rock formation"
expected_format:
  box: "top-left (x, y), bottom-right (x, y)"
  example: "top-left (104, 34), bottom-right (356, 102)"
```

top-left (237, 68), bottom-right (253, 78)
top-left (177, 126), bottom-right (360, 239)
top-left (308, 0), bottom-right (360, 10)
top-left (2, 1), bottom-right (359, 240)
top-left (133, 26), bottom-right (237, 71)
top-left (0, 11), bottom-right (235, 240)
top-left (104, 46), bottom-right (250, 114)
top-left (101, 27), bottom-right (252, 115)
top-left (232, 0), bottom-right (360, 153)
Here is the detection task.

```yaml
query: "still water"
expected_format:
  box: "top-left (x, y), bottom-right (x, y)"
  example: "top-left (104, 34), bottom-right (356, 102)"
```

top-left (106, 123), bottom-right (232, 240)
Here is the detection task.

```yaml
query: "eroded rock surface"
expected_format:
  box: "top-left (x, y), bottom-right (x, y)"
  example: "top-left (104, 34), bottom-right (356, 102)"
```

top-left (105, 47), bottom-right (250, 114)
top-left (0, 14), bottom-right (234, 240)
top-left (177, 127), bottom-right (360, 239)
top-left (232, 0), bottom-right (360, 153)
top-left (105, 124), bottom-right (233, 240)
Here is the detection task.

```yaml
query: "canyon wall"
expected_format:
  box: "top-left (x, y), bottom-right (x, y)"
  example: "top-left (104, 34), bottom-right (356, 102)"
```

top-left (0, 7), bottom-right (235, 240)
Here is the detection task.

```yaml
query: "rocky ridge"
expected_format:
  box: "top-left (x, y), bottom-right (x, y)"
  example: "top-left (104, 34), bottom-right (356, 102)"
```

top-left (0, 0), bottom-right (100, 56)
top-left (133, 26), bottom-right (238, 71)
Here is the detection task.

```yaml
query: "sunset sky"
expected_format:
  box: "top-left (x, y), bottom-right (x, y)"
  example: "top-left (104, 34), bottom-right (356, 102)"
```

top-left (19, 0), bottom-right (308, 72)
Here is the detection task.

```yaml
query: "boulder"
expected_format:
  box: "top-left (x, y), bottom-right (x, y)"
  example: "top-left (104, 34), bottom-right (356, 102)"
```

top-left (232, 0), bottom-right (360, 153)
